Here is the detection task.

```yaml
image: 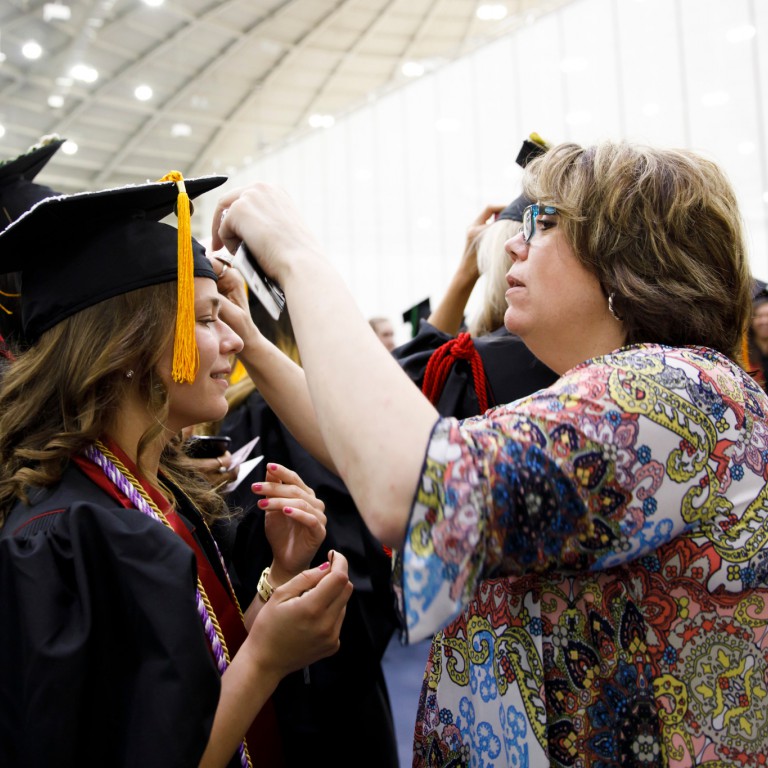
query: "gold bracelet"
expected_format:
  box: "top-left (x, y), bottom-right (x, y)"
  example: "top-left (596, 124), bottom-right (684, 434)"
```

top-left (256, 566), bottom-right (275, 603)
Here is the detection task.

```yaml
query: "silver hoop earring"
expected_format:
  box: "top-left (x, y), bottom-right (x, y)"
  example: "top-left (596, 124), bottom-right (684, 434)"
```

top-left (125, 369), bottom-right (134, 379)
top-left (608, 293), bottom-right (623, 322)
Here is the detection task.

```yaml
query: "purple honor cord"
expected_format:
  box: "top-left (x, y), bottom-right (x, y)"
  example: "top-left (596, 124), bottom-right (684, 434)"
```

top-left (85, 443), bottom-right (251, 768)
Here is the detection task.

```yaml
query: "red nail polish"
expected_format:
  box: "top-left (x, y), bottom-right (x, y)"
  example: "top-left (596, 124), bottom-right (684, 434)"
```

top-left (258, 499), bottom-right (269, 508)
top-left (252, 483), bottom-right (262, 492)
top-left (283, 506), bottom-right (293, 514)
top-left (319, 561), bottom-right (330, 571)
top-left (268, 463), bottom-right (278, 472)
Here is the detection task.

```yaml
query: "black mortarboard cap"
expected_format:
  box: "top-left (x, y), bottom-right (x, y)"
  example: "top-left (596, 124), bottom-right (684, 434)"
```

top-left (0, 174), bottom-right (225, 381)
top-left (515, 132), bottom-right (550, 169)
top-left (496, 193), bottom-right (532, 224)
top-left (402, 297), bottom-right (431, 338)
top-left (0, 137), bottom-right (65, 229)
top-left (1, 138), bottom-right (65, 343)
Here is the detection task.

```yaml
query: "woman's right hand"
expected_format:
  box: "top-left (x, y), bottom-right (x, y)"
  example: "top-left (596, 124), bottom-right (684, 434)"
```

top-left (199, 553), bottom-right (353, 768)
top-left (210, 184), bottom-right (324, 288)
top-left (248, 551), bottom-right (353, 678)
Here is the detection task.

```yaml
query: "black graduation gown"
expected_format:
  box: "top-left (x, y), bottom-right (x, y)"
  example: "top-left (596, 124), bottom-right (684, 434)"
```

top-left (393, 322), bottom-right (558, 419)
top-left (0, 462), bottom-right (237, 768)
top-left (219, 394), bottom-right (400, 768)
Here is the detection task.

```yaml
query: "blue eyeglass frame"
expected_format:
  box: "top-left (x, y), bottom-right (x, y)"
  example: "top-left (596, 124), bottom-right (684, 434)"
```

top-left (522, 204), bottom-right (558, 243)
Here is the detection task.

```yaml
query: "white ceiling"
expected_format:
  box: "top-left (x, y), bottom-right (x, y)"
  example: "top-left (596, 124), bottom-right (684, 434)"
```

top-left (0, 0), bottom-right (574, 194)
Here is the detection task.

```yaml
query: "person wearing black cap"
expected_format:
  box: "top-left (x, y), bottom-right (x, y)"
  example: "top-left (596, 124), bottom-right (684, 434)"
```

top-left (393, 135), bottom-right (556, 418)
top-left (394, 196), bottom-right (556, 419)
top-left (0, 135), bottom-right (65, 364)
top-left (0, 175), bottom-right (352, 768)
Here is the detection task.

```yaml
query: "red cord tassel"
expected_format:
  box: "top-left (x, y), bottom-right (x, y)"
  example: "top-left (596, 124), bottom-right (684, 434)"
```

top-left (422, 332), bottom-right (490, 413)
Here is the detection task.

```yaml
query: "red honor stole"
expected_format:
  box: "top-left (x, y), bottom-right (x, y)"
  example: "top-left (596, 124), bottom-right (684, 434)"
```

top-left (75, 441), bottom-right (284, 767)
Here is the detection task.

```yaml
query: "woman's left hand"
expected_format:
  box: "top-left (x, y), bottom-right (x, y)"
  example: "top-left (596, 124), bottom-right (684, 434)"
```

top-left (253, 462), bottom-right (327, 585)
top-left (188, 451), bottom-right (240, 489)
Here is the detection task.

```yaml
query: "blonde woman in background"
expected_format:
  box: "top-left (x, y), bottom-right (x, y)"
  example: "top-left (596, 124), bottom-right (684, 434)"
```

top-left (395, 197), bottom-right (557, 418)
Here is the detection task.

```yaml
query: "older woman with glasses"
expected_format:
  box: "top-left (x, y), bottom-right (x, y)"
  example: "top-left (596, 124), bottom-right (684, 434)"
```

top-left (210, 141), bottom-right (767, 767)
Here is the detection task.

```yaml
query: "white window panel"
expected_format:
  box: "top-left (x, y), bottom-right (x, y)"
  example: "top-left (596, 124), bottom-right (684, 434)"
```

top-left (616, 0), bottom-right (687, 146)
top-left (559, 0), bottom-right (622, 143)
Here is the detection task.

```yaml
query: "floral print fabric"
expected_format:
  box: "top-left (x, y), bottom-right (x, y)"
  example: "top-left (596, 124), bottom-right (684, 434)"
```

top-left (395, 344), bottom-right (768, 767)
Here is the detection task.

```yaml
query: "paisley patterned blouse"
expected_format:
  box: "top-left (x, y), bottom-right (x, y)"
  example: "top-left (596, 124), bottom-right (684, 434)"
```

top-left (395, 344), bottom-right (768, 767)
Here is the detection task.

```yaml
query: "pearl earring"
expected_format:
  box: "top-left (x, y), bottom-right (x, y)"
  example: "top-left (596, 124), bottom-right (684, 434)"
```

top-left (608, 293), bottom-right (623, 322)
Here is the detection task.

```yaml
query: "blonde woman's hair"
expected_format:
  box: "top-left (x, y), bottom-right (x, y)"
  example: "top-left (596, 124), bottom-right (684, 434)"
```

top-left (0, 282), bottom-right (228, 527)
top-left (468, 218), bottom-right (519, 337)
top-left (524, 141), bottom-right (751, 360)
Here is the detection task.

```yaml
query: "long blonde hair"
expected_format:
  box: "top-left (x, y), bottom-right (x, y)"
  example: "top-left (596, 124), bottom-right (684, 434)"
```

top-left (468, 218), bottom-right (519, 337)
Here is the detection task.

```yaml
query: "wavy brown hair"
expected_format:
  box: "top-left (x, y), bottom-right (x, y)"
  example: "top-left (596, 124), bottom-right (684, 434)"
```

top-left (0, 282), bottom-right (228, 528)
top-left (523, 141), bottom-right (752, 361)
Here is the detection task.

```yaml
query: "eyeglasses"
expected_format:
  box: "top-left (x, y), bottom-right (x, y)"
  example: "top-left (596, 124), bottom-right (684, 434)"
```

top-left (521, 204), bottom-right (558, 243)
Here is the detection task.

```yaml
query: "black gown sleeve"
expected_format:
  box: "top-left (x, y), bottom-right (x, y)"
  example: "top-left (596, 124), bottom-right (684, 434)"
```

top-left (219, 392), bottom-right (400, 768)
top-left (0, 501), bottom-right (220, 768)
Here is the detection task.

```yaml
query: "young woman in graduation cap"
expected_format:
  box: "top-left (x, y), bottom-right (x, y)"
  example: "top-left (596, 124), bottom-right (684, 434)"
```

top-left (0, 174), bottom-right (352, 768)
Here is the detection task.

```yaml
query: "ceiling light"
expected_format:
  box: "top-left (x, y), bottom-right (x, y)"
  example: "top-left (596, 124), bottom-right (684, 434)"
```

top-left (43, 3), bottom-right (72, 22)
top-left (257, 39), bottom-right (283, 56)
top-left (70, 63), bottom-right (98, 83)
top-left (48, 94), bottom-right (65, 108)
top-left (134, 84), bottom-right (153, 101)
top-left (701, 90), bottom-right (729, 107)
top-left (308, 114), bottom-right (334, 128)
top-left (171, 122), bottom-right (192, 137)
top-left (476, 4), bottom-right (508, 21)
top-left (22, 40), bottom-right (43, 60)
top-left (61, 140), bottom-right (78, 155)
top-left (726, 25), bottom-right (755, 43)
top-left (401, 61), bottom-right (425, 77)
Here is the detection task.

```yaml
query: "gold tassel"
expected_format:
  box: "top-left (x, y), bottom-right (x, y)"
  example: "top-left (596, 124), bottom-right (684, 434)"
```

top-left (159, 171), bottom-right (198, 384)
top-left (0, 288), bottom-right (20, 316)
top-left (741, 329), bottom-right (751, 371)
